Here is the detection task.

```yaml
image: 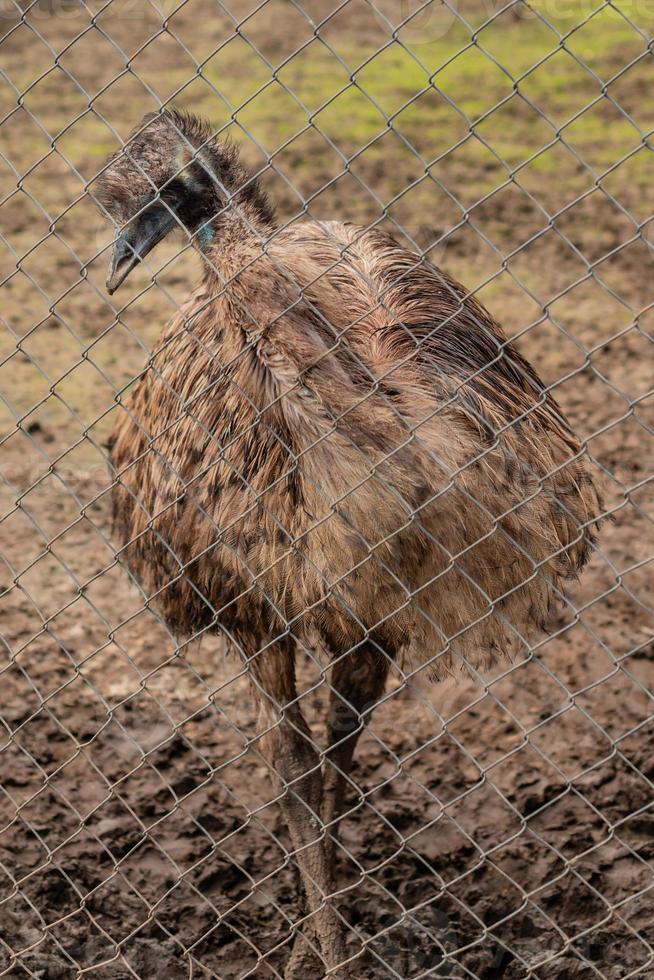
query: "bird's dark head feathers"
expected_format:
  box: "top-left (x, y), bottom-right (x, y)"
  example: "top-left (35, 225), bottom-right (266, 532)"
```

top-left (96, 110), bottom-right (231, 224)
top-left (93, 109), bottom-right (271, 293)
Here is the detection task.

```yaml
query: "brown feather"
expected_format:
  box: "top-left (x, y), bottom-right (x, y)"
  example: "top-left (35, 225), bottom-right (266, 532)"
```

top-left (108, 206), bottom-right (603, 679)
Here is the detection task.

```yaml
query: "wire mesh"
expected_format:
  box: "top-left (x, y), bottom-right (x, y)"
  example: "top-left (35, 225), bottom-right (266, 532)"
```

top-left (0, 0), bottom-right (653, 977)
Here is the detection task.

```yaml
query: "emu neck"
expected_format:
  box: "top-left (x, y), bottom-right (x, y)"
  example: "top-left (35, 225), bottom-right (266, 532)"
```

top-left (200, 199), bottom-right (277, 320)
top-left (200, 165), bottom-right (274, 250)
top-left (216, 196), bottom-right (273, 249)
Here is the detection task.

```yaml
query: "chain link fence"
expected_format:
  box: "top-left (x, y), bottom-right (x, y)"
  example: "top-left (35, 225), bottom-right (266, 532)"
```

top-left (1, 0), bottom-right (653, 977)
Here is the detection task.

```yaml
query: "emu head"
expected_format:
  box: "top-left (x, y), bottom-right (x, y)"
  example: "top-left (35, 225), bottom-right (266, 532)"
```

top-left (95, 109), bottom-right (271, 293)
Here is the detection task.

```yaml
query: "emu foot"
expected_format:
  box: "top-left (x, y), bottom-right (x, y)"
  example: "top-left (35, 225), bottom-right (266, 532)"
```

top-left (284, 926), bottom-right (323, 978)
top-left (284, 922), bottom-right (354, 979)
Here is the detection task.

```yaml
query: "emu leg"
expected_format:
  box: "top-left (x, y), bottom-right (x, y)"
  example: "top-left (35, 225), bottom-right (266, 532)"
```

top-left (322, 641), bottom-right (391, 866)
top-left (248, 637), bottom-right (349, 978)
top-left (285, 642), bottom-right (392, 975)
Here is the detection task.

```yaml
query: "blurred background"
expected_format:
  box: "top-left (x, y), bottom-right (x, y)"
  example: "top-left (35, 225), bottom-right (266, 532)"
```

top-left (0, 1), bottom-right (653, 976)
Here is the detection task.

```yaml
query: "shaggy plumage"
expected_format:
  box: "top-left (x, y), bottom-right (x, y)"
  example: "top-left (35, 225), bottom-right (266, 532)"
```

top-left (97, 109), bottom-right (602, 976)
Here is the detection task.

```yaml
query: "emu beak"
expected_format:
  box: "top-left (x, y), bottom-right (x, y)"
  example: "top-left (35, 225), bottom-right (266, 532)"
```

top-left (106, 203), bottom-right (177, 294)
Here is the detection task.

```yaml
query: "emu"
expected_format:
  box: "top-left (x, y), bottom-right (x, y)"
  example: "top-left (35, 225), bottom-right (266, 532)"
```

top-left (96, 110), bottom-right (602, 976)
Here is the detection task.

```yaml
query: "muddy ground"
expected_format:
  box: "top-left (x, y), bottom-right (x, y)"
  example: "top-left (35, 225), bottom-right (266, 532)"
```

top-left (1, 0), bottom-right (653, 977)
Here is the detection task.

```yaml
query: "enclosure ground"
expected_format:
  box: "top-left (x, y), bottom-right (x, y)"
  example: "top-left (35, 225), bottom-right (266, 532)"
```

top-left (1, 0), bottom-right (654, 977)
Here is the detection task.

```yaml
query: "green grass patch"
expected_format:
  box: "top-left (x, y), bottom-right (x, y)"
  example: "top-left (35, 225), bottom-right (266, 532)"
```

top-left (174, 1), bottom-right (650, 220)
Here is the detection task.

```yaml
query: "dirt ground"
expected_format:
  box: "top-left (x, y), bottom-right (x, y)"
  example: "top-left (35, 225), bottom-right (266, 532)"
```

top-left (1, 0), bottom-right (653, 977)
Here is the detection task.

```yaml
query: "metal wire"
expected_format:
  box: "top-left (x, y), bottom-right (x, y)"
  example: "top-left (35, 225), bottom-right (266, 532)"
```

top-left (0, 0), bottom-right (653, 976)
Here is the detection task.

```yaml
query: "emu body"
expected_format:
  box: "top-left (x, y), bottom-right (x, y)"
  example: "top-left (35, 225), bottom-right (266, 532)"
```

top-left (99, 110), bottom-right (602, 975)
